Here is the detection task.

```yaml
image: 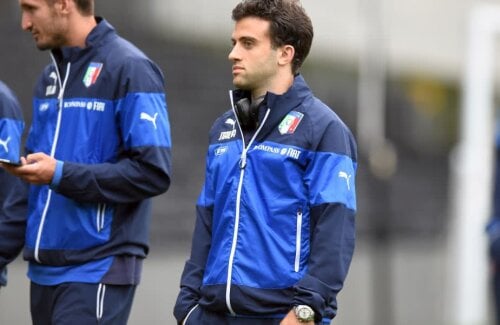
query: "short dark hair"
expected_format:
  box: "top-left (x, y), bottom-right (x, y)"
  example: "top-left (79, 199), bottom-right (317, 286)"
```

top-left (232, 0), bottom-right (313, 74)
top-left (74, 0), bottom-right (94, 16)
top-left (46, 0), bottom-right (94, 16)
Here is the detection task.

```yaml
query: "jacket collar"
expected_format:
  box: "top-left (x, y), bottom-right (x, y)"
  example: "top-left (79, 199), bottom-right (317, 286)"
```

top-left (232, 74), bottom-right (312, 140)
top-left (51, 17), bottom-right (116, 63)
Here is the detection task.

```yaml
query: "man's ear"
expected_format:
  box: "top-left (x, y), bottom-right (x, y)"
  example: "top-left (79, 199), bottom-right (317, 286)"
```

top-left (277, 45), bottom-right (295, 67)
top-left (55, 0), bottom-right (71, 15)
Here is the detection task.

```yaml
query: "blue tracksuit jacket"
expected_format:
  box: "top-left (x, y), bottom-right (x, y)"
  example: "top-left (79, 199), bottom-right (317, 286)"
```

top-left (0, 81), bottom-right (24, 164)
top-left (175, 75), bottom-right (357, 323)
top-left (20, 18), bottom-right (171, 285)
top-left (0, 81), bottom-right (27, 286)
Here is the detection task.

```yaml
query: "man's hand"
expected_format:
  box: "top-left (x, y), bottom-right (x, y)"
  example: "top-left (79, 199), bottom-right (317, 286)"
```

top-left (1, 153), bottom-right (56, 185)
top-left (280, 309), bottom-right (314, 325)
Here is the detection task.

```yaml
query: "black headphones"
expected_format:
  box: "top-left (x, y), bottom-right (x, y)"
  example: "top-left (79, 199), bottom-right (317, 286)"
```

top-left (234, 97), bottom-right (259, 131)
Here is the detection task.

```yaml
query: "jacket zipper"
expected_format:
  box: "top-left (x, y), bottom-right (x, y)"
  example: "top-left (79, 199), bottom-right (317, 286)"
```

top-left (225, 90), bottom-right (270, 315)
top-left (295, 209), bottom-right (303, 272)
top-left (97, 204), bottom-right (106, 232)
top-left (34, 58), bottom-right (71, 263)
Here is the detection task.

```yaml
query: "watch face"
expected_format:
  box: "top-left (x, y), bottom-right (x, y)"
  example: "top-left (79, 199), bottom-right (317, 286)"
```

top-left (298, 308), bottom-right (312, 318)
top-left (296, 305), bottom-right (314, 321)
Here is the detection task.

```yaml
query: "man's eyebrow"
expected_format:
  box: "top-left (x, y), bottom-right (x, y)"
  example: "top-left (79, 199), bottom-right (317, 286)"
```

top-left (235, 36), bottom-right (257, 43)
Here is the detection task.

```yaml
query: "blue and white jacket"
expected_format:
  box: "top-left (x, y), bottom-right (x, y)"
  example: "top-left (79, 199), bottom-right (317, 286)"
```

top-left (175, 75), bottom-right (357, 323)
top-left (0, 81), bottom-right (27, 286)
top-left (21, 18), bottom-right (171, 285)
top-left (0, 81), bottom-right (24, 165)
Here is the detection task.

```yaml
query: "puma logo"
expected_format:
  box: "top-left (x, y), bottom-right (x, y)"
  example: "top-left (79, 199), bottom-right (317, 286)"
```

top-left (140, 112), bottom-right (158, 129)
top-left (0, 137), bottom-right (11, 153)
top-left (225, 118), bottom-right (236, 129)
top-left (46, 71), bottom-right (58, 96)
top-left (338, 171), bottom-right (352, 191)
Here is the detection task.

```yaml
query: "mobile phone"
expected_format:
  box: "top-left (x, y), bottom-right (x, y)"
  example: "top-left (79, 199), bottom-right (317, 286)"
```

top-left (0, 158), bottom-right (22, 166)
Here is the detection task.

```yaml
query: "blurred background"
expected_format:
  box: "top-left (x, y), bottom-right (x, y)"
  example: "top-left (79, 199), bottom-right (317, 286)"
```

top-left (0, 0), bottom-right (498, 324)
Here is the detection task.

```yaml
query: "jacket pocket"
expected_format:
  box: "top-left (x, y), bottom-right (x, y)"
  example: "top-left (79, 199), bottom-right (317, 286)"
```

top-left (182, 304), bottom-right (199, 325)
top-left (294, 209), bottom-right (303, 272)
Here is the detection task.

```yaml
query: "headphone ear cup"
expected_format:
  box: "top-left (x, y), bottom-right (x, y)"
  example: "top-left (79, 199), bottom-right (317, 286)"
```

top-left (235, 97), bottom-right (257, 130)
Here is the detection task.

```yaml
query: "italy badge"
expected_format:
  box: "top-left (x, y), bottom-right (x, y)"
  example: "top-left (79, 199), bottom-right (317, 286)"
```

top-left (278, 111), bottom-right (304, 135)
top-left (83, 62), bottom-right (103, 88)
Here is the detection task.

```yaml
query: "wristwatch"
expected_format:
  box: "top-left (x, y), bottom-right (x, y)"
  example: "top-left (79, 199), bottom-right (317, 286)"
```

top-left (294, 305), bottom-right (315, 323)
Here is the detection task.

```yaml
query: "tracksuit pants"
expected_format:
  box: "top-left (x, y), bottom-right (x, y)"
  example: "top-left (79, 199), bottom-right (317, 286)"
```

top-left (30, 282), bottom-right (136, 325)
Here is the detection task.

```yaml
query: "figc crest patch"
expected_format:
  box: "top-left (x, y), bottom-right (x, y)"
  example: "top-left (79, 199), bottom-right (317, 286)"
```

top-left (83, 62), bottom-right (103, 88)
top-left (278, 111), bottom-right (304, 135)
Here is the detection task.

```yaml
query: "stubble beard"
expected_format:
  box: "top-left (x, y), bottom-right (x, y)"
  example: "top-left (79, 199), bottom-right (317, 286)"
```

top-left (36, 16), bottom-right (68, 51)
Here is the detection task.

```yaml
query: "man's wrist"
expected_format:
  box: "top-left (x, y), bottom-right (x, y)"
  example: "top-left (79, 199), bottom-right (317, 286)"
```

top-left (49, 160), bottom-right (64, 189)
top-left (293, 305), bottom-right (315, 323)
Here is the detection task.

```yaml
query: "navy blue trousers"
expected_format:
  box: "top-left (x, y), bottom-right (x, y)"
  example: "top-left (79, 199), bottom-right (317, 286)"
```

top-left (30, 282), bottom-right (136, 325)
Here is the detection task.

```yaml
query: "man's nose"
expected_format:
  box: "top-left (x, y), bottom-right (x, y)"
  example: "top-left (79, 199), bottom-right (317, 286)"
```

top-left (21, 14), bottom-right (32, 31)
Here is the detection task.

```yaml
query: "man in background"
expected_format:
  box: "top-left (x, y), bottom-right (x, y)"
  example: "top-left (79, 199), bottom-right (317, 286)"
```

top-left (1, 0), bottom-right (172, 323)
top-left (0, 80), bottom-right (27, 290)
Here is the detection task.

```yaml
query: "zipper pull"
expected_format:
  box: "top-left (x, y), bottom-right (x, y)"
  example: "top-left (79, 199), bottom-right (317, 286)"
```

top-left (57, 90), bottom-right (64, 109)
top-left (239, 152), bottom-right (247, 169)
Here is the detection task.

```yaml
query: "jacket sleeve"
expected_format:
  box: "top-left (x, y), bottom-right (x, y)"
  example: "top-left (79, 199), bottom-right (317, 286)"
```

top-left (0, 170), bottom-right (28, 286)
top-left (0, 82), bottom-right (27, 286)
top-left (52, 58), bottom-right (172, 204)
top-left (0, 268), bottom-right (6, 286)
top-left (293, 120), bottom-right (357, 322)
top-left (174, 150), bottom-right (214, 322)
top-left (54, 146), bottom-right (171, 204)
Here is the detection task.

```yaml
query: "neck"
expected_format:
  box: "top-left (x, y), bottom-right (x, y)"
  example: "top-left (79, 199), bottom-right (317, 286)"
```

top-left (66, 16), bottom-right (97, 48)
top-left (252, 72), bottom-right (294, 99)
top-left (251, 94), bottom-right (266, 103)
